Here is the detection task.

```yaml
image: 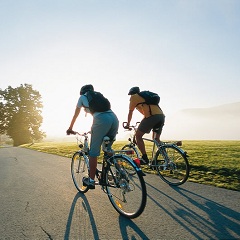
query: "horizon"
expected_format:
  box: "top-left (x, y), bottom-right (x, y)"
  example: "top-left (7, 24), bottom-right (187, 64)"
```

top-left (1, 0), bottom-right (240, 140)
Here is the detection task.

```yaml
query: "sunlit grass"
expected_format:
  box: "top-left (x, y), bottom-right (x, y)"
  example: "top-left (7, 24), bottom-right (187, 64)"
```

top-left (21, 140), bottom-right (240, 191)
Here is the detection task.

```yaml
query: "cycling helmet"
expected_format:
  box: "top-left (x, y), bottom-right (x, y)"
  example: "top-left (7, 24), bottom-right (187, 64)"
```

top-left (128, 86), bottom-right (140, 95)
top-left (80, 84), bottom-right (94, 95)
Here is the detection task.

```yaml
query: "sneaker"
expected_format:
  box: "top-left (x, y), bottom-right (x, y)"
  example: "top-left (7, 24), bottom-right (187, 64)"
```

top-left (140, 154), bottom-right (149, 165)
top-left (140, 159), bottom-right (149, 165)
top-left (82, 177), bottom-right (95, 189)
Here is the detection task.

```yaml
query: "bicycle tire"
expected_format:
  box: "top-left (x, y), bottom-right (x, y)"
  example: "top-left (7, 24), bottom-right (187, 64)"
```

top-left (154, 145), bottom-right (190, 186)
top-left (105, 154), bottom-right (147, 218)
top-left (121, 144), bottom-right (139, 176)
top-left (71, 151), bottom-right (89, 193)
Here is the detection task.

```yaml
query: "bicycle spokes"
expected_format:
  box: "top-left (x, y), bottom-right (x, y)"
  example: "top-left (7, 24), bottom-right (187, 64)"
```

top-left (105, 155), bottom-right (147, 218)
top-left (155, 145), bottom-right (189, 186)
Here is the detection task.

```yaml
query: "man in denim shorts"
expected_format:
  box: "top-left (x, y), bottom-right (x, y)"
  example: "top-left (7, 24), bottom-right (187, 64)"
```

top-left (67, 84), bottom-right (119, 189)
top-left (124, 87), bottom-right (165, 165)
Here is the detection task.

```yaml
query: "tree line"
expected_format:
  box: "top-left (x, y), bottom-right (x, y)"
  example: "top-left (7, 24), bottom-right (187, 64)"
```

top-left (0, 84), bottom-right (45, 146)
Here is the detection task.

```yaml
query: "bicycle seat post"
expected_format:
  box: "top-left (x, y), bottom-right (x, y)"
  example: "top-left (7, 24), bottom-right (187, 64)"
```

top-left (99, 136), bottom-right (111, 183)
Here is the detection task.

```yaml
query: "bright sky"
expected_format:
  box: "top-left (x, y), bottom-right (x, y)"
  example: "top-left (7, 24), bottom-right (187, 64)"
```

top-left (0, 0), bottom-right (240, 140)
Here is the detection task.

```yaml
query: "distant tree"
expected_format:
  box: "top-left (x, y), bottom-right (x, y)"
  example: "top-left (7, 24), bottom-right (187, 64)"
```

top-left (0, 84), bottom-right (45, 146)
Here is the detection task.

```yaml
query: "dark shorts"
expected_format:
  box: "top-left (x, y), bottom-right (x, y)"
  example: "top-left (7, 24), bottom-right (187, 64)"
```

top-left (138, 114), bottom-right (165, 134)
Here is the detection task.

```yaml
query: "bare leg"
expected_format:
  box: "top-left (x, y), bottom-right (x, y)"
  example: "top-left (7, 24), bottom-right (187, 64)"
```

top-left (153, 132), bottom-right (161, 143)
top-left (89, 156), bottom-right (97, 180)
top-left (135, 129), bottom-right (146, 155)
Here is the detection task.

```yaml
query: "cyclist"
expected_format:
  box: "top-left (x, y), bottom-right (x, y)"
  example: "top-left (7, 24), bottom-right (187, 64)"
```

top-left (67, 84), bottom-right (119, 189)
top-left (124, 86), bottom-right (165, 165)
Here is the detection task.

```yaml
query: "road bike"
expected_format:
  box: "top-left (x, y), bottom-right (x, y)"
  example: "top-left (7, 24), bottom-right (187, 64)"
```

top-left (70, 131), bottom-right (147, 219)
top-left (122, 122), bottom-right (190, 186)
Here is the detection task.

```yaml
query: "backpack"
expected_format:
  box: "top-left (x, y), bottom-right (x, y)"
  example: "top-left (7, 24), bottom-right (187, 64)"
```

top-left (138, 91), bottom-right (160, 105)
top-left (85, 91), bottom-right (111, 114)
top-left (137, 91), bottom-right (160, 115)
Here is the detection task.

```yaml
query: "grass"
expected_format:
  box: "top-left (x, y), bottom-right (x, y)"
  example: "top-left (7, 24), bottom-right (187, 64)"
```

top-left (21, 140), bottom-right (240, 191)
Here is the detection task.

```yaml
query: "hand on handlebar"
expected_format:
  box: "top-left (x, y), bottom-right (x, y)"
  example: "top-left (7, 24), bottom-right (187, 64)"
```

top-left (66, 129), bottom-right (76, 135)
top-left (122, 122), bottom-right (131, 130)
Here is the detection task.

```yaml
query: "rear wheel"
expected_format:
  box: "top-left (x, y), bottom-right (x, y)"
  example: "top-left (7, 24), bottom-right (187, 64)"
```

top-left (71, 152), bottom-right (89, 193)
top-left (155, 145), bottom-right (189, 186)
top-left (105, 155), bottom-right (147, 218)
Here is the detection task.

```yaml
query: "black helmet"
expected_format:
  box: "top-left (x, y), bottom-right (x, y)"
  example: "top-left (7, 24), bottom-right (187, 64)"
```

top-left (80, 84), bottom-right (94, 95)
top-left (128, 86), bottom-right (140, 95)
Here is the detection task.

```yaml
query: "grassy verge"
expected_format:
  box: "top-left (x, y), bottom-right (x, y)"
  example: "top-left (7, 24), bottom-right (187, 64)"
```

top-left (21, 140), bottom-right (240, 191)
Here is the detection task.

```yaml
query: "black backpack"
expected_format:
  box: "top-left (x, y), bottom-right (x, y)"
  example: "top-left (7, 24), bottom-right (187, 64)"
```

top-left (138, 91), bottom-right (160, 105)
top-left (137, 90), bottom-right (160, 115)
top-left (85, 91), bottom-right (111, 114)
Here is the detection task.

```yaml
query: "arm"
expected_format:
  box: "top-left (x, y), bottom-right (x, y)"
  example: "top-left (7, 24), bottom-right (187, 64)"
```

top-left (67, 107), bottom-right (80, 133)
top-left (127, 109), bottom-right (133, 126)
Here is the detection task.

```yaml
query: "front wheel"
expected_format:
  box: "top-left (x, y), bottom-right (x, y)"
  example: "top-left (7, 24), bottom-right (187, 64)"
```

top-left (71, 152), bottom-right (89, 193)
top-left (121, 144), bottom-right (139, 160)
top-left (154, 145), bottom-right (190, 186)
top-left (105, 155), bottom-right (147, 219)
top-left (121, 144), bottom-right (140, 176)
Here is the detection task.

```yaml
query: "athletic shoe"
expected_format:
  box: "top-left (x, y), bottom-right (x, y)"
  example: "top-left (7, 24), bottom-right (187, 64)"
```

top-left (140, 154), bottom-right (149, 165)
top-left (82, 177), bottom-right (95, 189)
top-left (140, 159), bottom-right (149, 165)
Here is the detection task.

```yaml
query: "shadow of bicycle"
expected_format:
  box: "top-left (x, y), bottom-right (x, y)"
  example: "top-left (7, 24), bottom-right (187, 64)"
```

top-left (146, 181), bottom-right (240, 239)
top-left (64, 192), bottom-right (99, 240)
top-left (64, 192), bottom-right (148, 240)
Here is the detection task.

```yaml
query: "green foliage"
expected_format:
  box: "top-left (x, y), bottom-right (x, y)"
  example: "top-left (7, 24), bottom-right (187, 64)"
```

top-left (22, 140), bottom-right (240, 191)
top-left (0, 84), bottom-right (45, 146)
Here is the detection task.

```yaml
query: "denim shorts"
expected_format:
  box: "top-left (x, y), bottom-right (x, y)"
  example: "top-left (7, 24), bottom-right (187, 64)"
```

top-left (89, 111), bottom-right (119, 157)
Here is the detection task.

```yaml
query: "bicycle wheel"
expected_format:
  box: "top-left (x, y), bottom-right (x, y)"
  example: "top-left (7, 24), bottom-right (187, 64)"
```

top-left (121, 144), bottom-right (140, 175)
top-left (155, 145), bottom-right (190, 186)
top-left (121, 144), bottom-right (139, 159)
top-left (105, 155), bottom-right (147, 218)
top-left (71, 152), bottom-right (89, 193)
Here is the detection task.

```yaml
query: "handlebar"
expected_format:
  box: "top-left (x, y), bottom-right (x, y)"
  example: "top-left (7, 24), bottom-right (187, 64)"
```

top-left (122, 122), bottom-right (140, 131)
top-left (66, 129), bottom-right (91, 136)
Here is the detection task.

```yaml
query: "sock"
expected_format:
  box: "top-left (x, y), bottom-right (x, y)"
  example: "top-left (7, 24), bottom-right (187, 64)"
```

top-left (89, 178), bottom-right (95, 183)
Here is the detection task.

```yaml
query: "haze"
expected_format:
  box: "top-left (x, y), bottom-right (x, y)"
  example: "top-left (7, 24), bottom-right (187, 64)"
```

top-left (0, 0), bottom-right (239, 140)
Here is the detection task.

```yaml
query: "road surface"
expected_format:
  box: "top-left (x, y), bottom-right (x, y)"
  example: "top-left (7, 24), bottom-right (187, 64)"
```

top-left (0, 146), bottom-right (240, 239)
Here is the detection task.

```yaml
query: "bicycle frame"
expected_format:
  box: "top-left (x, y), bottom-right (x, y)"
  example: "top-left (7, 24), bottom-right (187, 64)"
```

top-left (70, 131), bottom-right (147, 218)
top-left (122, 122), bottom-right (190, 185)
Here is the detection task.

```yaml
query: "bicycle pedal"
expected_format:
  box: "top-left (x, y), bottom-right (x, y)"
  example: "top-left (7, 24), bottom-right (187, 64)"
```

top-left (150, 165), bottom-right (156, 170)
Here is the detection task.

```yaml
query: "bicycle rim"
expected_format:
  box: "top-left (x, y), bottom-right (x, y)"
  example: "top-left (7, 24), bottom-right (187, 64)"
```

top-left (105, 155), bottom-right (147, 218)
top-left (71, 152), bottom-right (89, 193)
top-left (121, 145), bottom-right (139, 176)
top-left (155, 145), bottom-right (190, 186)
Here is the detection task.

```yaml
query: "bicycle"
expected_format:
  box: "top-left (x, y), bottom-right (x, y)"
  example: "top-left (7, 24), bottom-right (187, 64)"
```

top-left (122, 122), bottom-right (190, 186)
top-left (70, 131), bottom-right (147, 219)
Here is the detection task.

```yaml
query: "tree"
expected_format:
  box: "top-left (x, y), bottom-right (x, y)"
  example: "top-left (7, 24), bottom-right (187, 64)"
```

top-left (0, 84), bottom-right (45, 146)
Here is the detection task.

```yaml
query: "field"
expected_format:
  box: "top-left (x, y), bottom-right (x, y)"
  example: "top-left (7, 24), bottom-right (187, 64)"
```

top-left (21, 140), bottom-right (240, 191)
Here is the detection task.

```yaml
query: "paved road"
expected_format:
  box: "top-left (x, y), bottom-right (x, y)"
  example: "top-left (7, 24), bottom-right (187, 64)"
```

top-left (0, 146), bottom-right (240, 240)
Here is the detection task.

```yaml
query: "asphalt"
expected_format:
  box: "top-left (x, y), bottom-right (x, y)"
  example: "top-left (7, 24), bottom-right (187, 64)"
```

top-left (0, 146), bottom-right (240, 239)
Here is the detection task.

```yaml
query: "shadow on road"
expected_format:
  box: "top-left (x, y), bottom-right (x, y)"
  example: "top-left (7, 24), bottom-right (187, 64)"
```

top-left (64, 192), bottom-right (148, 239)
top-left (146, 182), bottom-right (240, 239)
top-left (64, 192), bottom-right (99, 240)
top-left (118, 215), bottom-right (149, 240)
